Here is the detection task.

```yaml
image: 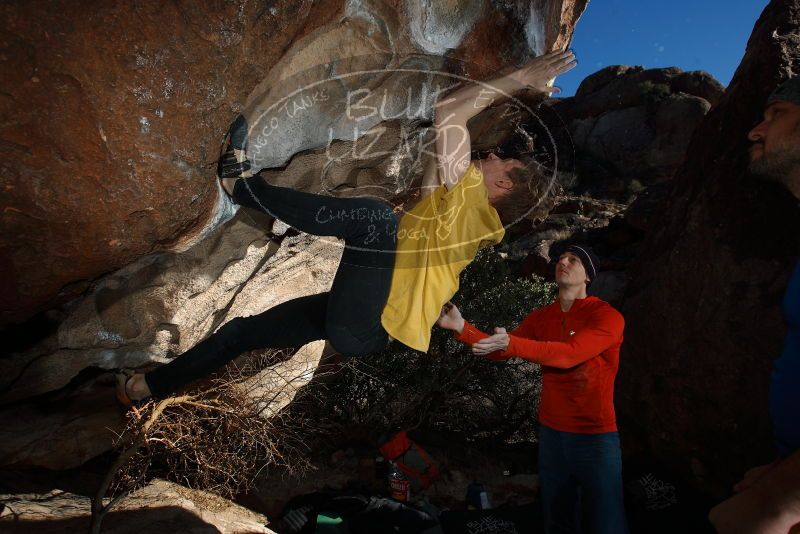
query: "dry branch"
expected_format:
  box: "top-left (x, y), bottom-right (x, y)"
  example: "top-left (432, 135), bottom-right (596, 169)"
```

top-left (89, 350), bottom-right (316, 534)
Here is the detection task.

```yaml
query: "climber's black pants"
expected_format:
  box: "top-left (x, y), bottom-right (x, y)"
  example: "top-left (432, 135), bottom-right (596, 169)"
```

top-left (145, 176), bottom-right (397, 398)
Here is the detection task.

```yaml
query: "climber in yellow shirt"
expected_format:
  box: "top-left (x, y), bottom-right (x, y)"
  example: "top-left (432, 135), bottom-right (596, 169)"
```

top-left (116, 49), bottom-right (577, 404)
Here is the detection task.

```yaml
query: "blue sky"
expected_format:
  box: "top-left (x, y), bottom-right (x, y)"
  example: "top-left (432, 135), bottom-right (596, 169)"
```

top-left (556, 0), bottom-right (770, 96)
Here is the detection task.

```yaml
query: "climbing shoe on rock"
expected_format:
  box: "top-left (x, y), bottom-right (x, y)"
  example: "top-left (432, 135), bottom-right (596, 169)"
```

top-left (218, 114), bottom-right (253, 186)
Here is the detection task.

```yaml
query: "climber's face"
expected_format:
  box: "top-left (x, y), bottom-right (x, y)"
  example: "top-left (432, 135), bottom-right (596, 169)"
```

top-left (477, 153), bottom-right (525, 204)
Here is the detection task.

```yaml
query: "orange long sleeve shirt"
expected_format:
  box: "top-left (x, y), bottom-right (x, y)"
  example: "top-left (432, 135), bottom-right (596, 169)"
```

top-left (455, 296), bottom-right (624, 434)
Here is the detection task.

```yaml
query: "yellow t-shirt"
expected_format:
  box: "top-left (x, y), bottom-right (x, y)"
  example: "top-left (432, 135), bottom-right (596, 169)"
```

top-left (380, 163), bottom-right (505, 352)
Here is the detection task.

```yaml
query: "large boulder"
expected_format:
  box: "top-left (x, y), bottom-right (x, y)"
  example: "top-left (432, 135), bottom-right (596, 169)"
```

top-left (0, 217), bottom-right (338, 468)
top-left (0, 478), bottom-right (275, 533)
top-left (618, 0), bottom-right (800, 497)
top-left (550, 66), bottom-right (724, 198)
top-left (0, 0), bottom-right (343, 327)
top-left (0, 0), bottom-right (587, 469)
top-left (0, 0), bottom-right (586, 328)
top-left (506, 67), bottom-right (721, 298)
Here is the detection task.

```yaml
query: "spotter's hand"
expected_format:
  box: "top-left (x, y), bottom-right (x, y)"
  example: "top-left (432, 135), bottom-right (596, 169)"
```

top-left (472, 327), bottom-right (510, 355)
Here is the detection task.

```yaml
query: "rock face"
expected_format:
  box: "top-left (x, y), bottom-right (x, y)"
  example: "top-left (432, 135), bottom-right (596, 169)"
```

top-left (0, 0), bottom-right (587, 469)
top-left (618, 0), bottom-right (800, 497)
top-left (0, 0), bottom-right (343, 327)
top-left (551, 66), bottom-right (723, 199)
top-left (0, 209), bottom-right (339, 469)
top-left (0, 478), bottom-right (275, 533)
top-left (0, 0), bottom-right (586, 328)
top-left (507, 66), bottom-right (722, 305)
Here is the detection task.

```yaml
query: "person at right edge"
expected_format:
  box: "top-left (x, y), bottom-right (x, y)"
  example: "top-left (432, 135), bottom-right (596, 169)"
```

top-left (708, 77), bottom-right (800, 533)
top-left (438, 244), bottom-right (628, 534)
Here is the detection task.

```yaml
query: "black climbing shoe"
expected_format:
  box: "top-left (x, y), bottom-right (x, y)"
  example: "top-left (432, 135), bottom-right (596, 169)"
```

top-left (218, 114), bottom-right (253, 180)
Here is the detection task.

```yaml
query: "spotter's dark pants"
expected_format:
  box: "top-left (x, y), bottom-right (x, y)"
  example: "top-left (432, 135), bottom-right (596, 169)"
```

top-left (145, 177), bottom-right (397, 398)
top-left (538, 425), bottom-right (629, 534)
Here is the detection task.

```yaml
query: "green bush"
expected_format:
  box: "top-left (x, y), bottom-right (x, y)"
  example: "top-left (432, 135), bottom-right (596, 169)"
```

top-left (639, 80), bottom-right (672, 103)
top-left (307, 248), bottom-right (557, 445)
top-left (628, 179), bottom-right (644, 193)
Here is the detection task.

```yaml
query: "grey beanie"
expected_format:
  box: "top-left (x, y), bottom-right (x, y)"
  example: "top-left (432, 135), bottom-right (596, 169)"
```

top-left (563, 244), bottom-right (599, 285)
top-left (768, 76), bottom-right (800, 106)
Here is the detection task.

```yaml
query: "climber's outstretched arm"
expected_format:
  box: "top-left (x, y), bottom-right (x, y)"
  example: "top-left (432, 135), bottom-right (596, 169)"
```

top-left (432, 50), bottom-right (575, 190)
